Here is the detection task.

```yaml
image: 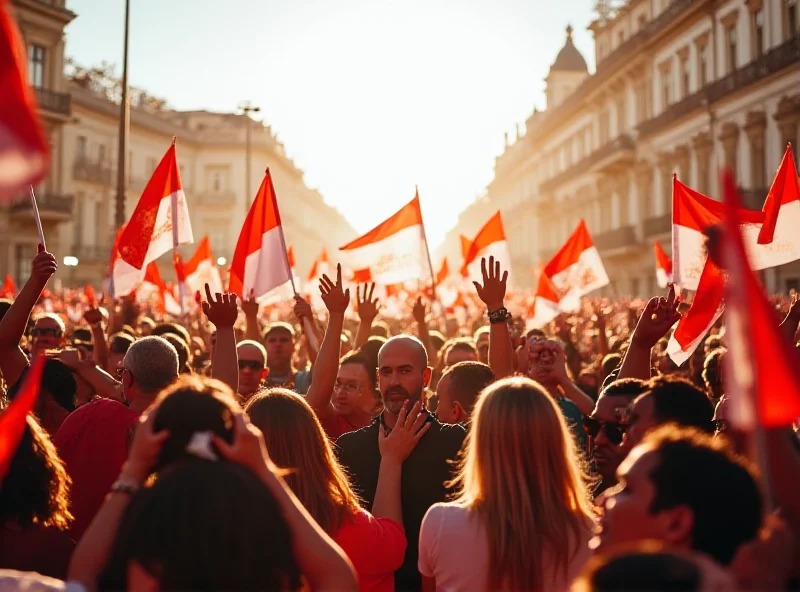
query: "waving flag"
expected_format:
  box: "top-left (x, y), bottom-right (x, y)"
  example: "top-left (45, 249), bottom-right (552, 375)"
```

top-left (110, 224), bottom-right (145, 298)
top-left (527, 270), bottom-right (561, 329)
top-left (436, 258), bottom-right (450, 285)
top-left (0, 0), bottom-right (48, 201)
top-left (117, 142), bottom-right (193, 272)
top-left (543, 220), bottom-right (609, 311)
top-left (654, 241), bottom-right (673, 288)
top-left (0, 356), bottom-right (45, 483)
top-left (339, 191), bottom-right (431, 285)
top-left (228, 169), bottom-right (293, 299)
top-left (461, 212), bottom-right (512, 284)
top-left (672, 147), bottom-right (800, 291)
top-left (138, 261), bottom-right (181, 317)
top-left (719, 170), bottom-right (800, 429)
top-left (182, 236), bottom-right (223, 296)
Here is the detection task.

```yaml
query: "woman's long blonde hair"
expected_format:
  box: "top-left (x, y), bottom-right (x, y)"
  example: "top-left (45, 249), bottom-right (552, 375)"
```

top-left (244, 388), bottom-right (361, 533)
top-left (449, 376), bottom-right (595, 591)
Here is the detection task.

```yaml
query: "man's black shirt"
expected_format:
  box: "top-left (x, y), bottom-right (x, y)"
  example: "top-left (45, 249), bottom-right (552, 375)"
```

top-left (335, 413), bottom-right (466, 592)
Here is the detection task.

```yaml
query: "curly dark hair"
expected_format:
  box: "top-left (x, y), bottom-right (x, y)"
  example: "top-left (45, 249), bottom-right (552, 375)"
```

top-left (0, 415), bottom-right (72, 530)
top-left (100, 461), bottom-right (302, 591)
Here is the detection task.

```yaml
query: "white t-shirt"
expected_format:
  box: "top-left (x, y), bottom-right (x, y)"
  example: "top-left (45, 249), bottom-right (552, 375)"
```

top-left (418, 503), bottom-right (591, 592)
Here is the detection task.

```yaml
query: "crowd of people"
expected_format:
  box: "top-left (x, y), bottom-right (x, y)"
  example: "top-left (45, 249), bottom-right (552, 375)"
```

top-left (0, 247), bottom-right (799, 591)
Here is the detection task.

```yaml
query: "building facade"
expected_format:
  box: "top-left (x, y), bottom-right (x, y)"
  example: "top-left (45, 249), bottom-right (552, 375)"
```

top-left (58, 71), bottom-right (356, 287)
top-left (3, 0), bottom-right (76, 285)
top-left (453, 0), bottom-right (799, 295)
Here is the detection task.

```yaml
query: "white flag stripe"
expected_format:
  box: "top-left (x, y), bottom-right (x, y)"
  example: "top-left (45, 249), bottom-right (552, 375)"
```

top-left (241, 225), bottom-right (293, 299)
top-left (463, 240), bottom-right (513, 285)
top-left (141, 189), bottom-right (194, 268)
top-left (340, 224), bottom-right (430, 285)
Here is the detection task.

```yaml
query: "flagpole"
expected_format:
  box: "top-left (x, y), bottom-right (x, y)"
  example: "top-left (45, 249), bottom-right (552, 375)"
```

top-left (168, 137), bottom-right (185, 316)
top-left (115, 0), bottom-right (131, 229)
top-left (29, 186), bottom-right (46, 250)
top-left (416, 186), bottom-right (448, 333)
top-left (269, 168), bottom-right (320, 351)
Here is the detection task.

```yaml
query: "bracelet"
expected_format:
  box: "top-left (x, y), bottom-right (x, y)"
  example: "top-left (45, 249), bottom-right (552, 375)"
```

top-left (488, 307), bottom-right (511, 324)
top-left (110, 476), bottom-right (142, 496)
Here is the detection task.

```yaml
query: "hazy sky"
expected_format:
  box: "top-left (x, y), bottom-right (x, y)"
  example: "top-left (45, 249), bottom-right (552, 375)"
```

top-left (64, 0), bottom-right (596, 249)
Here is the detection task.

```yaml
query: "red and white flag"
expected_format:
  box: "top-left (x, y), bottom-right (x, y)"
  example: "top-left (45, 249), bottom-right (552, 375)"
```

top-left (0, 356), bottom-right (44, 483)
top-left (0, 0), bottom-right (48, 201)
top-left (666, 259), bottom-right (725, 366)
top-left (182, 236), bottom-right (223, 296)
top-left (139, 261), bottom-right (181, 317)
top-left (117, 142), bottom-right (193, 277)
top-left (228, 169), bottom-right (293, 299)
top-left (436, 257), bottom-right (450, 285)
top-left (719, 171), bottom-right (800, 430)
top-left (339, 191), bottom-right (431, 285)
top-left (543, 220), bottom-right (609, 311)
top-left (527, 269), bottom-right (561, 330)
top-left (654, 241), bottom-right (673, 289)
top-left (672, 147), bottom-right (800, 291)
top-left (461, 212), bottom-right (512, 285)
top-left (110, 224), bottom-right (145, 298)
top-left (0, 274), bottom-right (15, 298)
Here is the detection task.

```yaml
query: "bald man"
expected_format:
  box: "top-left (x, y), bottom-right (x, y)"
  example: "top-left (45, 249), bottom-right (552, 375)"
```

top-left (336, 335), bottom-right (466, 591)
top-left (236, 340), bottom-right (267, 401)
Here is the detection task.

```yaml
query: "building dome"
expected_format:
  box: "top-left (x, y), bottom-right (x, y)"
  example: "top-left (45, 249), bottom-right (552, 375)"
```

top-left (551, 25), bottom-right (588, 73)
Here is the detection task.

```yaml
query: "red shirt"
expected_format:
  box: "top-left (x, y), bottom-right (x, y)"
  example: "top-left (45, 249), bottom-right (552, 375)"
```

top-left (54, 398), bottom-right (138, 541)
top-left (334, 509), bottom-right (406, 592)
top-left (320, 412), bottom-right (361, 440)
top-left (0, 525), bottom-right (74, 579)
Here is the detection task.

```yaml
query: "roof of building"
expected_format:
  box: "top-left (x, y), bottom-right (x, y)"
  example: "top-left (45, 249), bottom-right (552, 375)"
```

top-left (550, 25), bottom-right (588, 73)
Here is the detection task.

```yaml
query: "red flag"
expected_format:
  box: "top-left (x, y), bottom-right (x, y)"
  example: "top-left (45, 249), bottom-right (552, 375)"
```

top-left (0, 0), bottom-right (48, 201)
top-left (758, 144), bottom-right (800, 244)
top-left (307, 249), bottom-right (329, 282)
top-left (720, 170), bottom-right (800, 429)
top-left (436, 258), bottom-right (450, 285)
top-left (654, 241), bottom-right (673, 288)
top-left (228, 169), bottom-right (293, 299)
top-left (352, 268), bottom-right (373, 284)
top-left (117, 142), bottom-right (193, 271)
top-left (460, 212), bottom-right (511, 282)
top-left (84, 285), bottom-right (97, 307)
top-left (182, 236), bottom-right (222, 295)
top-left (287, 246), bottom-right (296, 269)
top-left (0, 274), bottom-right (16, 298)
top-left (0, 356), bottom-right (45, 482)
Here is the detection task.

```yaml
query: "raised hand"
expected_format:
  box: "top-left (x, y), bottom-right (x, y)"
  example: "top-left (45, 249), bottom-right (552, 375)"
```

top-left (357, 283), bottom-right (380, 322)
top-left (84, 306), bottom-right (104, 327)
top-left (31, 244), bottom-right (57, 286)
top-left (202, 283), bottom-right (238, 328)
top-left (241, 289), bottom-right (259, 317)
top-left (472, 256), bottom-right (508, 310)
top-left (412, 297), bottom-right (427, 325)
top-left (378, 401), bottom-right (431, 463)
top-left (293, 294), bottom-right (313, 322)
top-left (319, 264), bottom-right (350, 314)
top-left (631, 284), bottom-right (681, 350)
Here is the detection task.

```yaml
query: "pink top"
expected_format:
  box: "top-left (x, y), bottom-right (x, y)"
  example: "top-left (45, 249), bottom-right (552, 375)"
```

top-left (334, 509), bottom-right (407, 592)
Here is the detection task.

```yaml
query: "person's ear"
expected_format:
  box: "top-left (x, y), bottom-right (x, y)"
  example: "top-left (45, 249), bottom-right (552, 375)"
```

top-left (423, 366), bottom-right (432, 388)
top-left (454, 401), bottom-right (469, 423)
top-left (659, 505), bottom-right (695, 546)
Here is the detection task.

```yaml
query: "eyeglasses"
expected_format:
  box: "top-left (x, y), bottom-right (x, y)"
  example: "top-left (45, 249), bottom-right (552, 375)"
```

top-left (238, 360), bottom-right (263, 371)
top-left (584, 417), bottom-right (628, 445)
top-left (333, 380), bottom-right (360, 395)
top-left (32, 328), bottom-right (63, 338)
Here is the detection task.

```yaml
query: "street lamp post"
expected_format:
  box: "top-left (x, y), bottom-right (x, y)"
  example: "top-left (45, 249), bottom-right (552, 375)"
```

top-left (114, 0), bottom-right (131, 229)
top-left (238, 101), bottom-right (260, 215)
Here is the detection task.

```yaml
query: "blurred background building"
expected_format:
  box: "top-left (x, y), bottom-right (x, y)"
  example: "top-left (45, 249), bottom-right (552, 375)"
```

top-left (441, 0), bottom-right (799, 295)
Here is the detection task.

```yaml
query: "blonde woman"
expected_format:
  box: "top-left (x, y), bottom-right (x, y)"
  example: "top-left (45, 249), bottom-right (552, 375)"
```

top-left (418, 376), bottom-right (596, 591)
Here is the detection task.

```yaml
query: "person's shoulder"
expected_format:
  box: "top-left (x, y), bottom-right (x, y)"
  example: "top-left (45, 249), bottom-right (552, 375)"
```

top-left (428, 416), bottom-right (467, 441)
top-left (54, 398), bottom-right (137, 447)
top-left (335, 420), bottom-right (379, 446)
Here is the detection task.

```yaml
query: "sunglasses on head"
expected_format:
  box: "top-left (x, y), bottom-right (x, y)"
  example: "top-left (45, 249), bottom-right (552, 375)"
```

top-left (32, 328), bottom-right (62, 338)
top-left (583, 417), bottom-right (628, 445)
top-left (238, 360), bottom-right (263, 371)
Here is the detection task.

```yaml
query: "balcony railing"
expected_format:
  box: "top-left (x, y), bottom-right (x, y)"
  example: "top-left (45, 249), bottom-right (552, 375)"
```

top-left (34, 87), bottom-right (71, 116)
top-left (73, 159), bottom-right (113, 185)
top-left (638, 33), bottom-right (799, 138)
top-left (643, 214), bottom-right (672, 237)
top-left (539, 134), bottom-right (635, 193)
top-left (10, 193), bottom-right (74, 217)
top-left (72, 244), bottom-right (112, 263)
top-left (197, 190), bottom-right (237, 205)
top-left (593, 226), bottom-right (638, 252)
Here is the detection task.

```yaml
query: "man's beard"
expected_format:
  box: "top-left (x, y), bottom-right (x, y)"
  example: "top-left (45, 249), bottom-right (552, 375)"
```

top-left (382, 385), bottom-right (421, 415)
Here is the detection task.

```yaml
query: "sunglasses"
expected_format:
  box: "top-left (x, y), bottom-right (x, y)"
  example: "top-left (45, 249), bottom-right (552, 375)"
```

top-left (32, 328), bottom-right (63, 338)
top-left (584, 417), bottom-right (628, 445)
top-left (238, 360), bottom-right (263, 371)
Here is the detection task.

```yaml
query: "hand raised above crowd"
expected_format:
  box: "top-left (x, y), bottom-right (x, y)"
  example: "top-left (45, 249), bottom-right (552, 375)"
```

top-left (473, 256), bottom-right (507, 310)
top-left (202, 284), bottom-right (238, 328)
top-left (412, 296), bottom-right (428, 325)
top-left (630, 284), bottom-right (681, 350)
top-left (356, 282), bottom-right (380, 322)
top-left (31, 244), bottom-right (57, 286)
top-left (293, 294), bottom-right (314, 322)
top-left (319, 264), bottom-right (350, 314)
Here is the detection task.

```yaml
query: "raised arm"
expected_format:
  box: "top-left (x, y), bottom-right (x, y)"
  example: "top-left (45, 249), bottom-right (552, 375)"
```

top-left (242, 291), bottom-right (262, 343)
top-left (550, 341), bottom-right (595, 415)
top-left (618, 285), bottom-right (681, 381)
top-left (473, 256), bottom-right (513, 379)
top-left (0, 245), bottom-right (56, 386)
top-left (84, 305), bottom-right (109, 370)
top-left (413, 297), bottom-right (439, 369)
top-left (306, 265), bottom-right (349, 420)
top-left (353, 283), bottom-right (379, 349)
top-left (202, 285), bottom-right (239, 394)
top-left (294, 295), bottom-right (322, 365)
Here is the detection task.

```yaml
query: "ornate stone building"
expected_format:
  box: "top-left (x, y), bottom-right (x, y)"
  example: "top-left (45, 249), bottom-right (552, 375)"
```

top-left (448, 0), bottom-right (799, 295)
top-left (2, 0), bottom-right (75, 284)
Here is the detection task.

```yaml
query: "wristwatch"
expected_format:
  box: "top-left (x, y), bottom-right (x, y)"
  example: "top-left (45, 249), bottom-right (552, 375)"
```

top-left (488, 307), bottom-right (511, 324)
top-left (110, 475), bottom-right (142, 496)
